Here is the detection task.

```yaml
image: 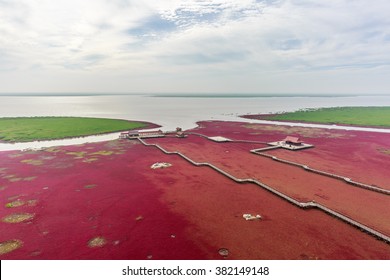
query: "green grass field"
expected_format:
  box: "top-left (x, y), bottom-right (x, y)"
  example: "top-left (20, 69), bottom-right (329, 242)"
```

top-left (0, 117), bottom-right (148, 142)
top-left (265, 107), bottom-right (390, 127)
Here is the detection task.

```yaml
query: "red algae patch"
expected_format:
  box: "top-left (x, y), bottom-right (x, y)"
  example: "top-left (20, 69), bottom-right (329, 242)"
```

top-left (243, 123), bottom-right (348, 139)
top-left (0, 240), bottom-right (23, 255)
top-left (153, 134), bottom-right (390, 236)
top-left (88, 237), bottom-right (107, 248)
top-left (2, 213), bottom-right (35, 223)
top-left (1, 129), bottom-right (388, 260)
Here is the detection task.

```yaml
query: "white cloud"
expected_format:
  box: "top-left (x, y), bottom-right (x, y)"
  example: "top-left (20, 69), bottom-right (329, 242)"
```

top-left (0, 0), bottom-right (389, 93)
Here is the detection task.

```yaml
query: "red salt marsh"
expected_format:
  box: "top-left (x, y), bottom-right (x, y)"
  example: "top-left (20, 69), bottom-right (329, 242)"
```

top-left (146, 121), bottom-right (390, 236)
top-left (0, 141), bottom-right (210, 259)
top-left (194, 120), bottom-right (390, 189)
top-left (0, 121), bottom-right (389, 259)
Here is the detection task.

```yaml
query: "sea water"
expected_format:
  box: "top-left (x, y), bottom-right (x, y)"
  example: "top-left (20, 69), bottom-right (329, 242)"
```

top-left (0, 93), bottom-right (389, 150)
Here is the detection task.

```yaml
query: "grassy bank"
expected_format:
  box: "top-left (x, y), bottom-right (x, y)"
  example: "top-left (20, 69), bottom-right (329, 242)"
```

top-left (0, 117), bottom-right (148, 142)
top-left (265, 107), bottom-right (390, 127)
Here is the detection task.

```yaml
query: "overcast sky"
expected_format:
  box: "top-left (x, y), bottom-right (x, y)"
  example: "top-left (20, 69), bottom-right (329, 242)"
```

top-left (0, 0), bottom-right (389, 94)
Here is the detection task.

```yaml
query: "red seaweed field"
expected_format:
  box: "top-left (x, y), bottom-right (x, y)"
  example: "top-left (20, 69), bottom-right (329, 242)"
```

top-left (0, 120), bottom-right (389, 259)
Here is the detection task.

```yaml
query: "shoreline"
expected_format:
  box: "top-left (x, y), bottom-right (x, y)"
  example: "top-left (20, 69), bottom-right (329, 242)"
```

top-left (241, 112), bottom-right (390, 130)
top-left (0, 120), bottom-right (160, 151)
top-left (0, 117), bottom-right (160, 144)
top-left (1, 115), bottom-right (390, 152)
top-left (1, 118), bottom-right (389, 259)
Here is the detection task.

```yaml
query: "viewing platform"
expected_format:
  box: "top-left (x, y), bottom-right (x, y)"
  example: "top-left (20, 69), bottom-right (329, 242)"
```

top-left (120, 127), bottom-right (188, 140)
top-left (120, 129), bottom-right (165, 139)
top-left (268, 136), bottom-right (314, 150)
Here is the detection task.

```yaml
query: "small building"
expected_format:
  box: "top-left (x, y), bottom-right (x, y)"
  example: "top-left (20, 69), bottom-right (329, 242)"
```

top-left (283, 136), bottom-right (302, 146)
top-left (267, 135), bottom-right (314, 150)
top-left (119, 131), bottom-right (129, 139)
top-left (121, 129), bottom-right (165, 139)
top-left (175, 127), bottom-right (186, 138)
top-left (176, 131), bottom-right (186, 138)
top-left (128, 130), bottom-right (141, 138)
top-left (139, 130), bottom-right (164, 138)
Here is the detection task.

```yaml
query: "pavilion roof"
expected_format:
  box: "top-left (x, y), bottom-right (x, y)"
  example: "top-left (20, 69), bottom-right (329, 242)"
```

top-left (284, 136), bottom-right (302, 144)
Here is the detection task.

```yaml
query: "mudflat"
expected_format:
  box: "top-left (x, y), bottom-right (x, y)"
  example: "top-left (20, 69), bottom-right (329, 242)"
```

top-left (0, 120), bottom-right (389, 259)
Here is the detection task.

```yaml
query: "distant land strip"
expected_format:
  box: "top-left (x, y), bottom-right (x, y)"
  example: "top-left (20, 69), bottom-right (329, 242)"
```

top-left (245, 106), bottom-right (390, 128)
top-left (152, 93), bottom-right (364, 98)
top-left (0, 117), bottom-right (149, 142)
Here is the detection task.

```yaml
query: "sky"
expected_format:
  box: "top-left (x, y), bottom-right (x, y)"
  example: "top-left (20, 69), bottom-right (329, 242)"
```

top-left (0, 0), bottom-right (389, 94)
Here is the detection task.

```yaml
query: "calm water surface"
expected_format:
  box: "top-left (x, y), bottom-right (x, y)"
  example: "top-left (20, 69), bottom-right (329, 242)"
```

top-left (1, 94), bottom-right (390, 129)
top-left (0, 94), bottom-right (389, 150)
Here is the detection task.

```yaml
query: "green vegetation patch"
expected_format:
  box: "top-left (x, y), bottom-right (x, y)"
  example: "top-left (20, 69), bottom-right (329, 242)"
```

top-left (90, 150), bottom-right (114, 156)
top-left (0, 240), bottom-right (23, 255)
top-left (5, 199), bottom-right (37, 208)
top-left (9, 178), bottom-right (22, 182)
top-left (21, 159), bottom-right (43, 166)
top-left (23, 176), bottom-right (37, 181)
top-left (88, 236), bottom-right (107, 247)
top-left (5, 200), bottom-right (25, 208)
top-left (377, 148), bottom-right (390, 155)
top-left (66, 151), bottom-right (88, 159)
top-left (265, 107), bottom-right (390, 127)
top-left (2, 213), bottom-right (35, 223)
top-left (0, 117), bottom-right (148, 142)
top-left (84, 184), bottom-right (97, 189)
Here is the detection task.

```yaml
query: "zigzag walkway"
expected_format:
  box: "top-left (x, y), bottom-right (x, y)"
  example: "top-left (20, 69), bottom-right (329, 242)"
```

top-left (137, 138), bottom-right (390, 244)
top-left (186, 132), bottom-right (269, 145)
top-left (186, 132), bottom-right (389, 195)
top-left (251, 150), bottom-right (390, 195)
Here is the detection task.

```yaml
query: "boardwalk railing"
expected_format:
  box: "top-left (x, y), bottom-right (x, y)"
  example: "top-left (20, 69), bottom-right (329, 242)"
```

top-left (137, 138), bottom-right (390, 244)
top-left (251, 150), bottom-right (390, 195)
top-left (182, 132), bottom-right (389, 195)
top-left (186, 132), bottom-right (269, 145)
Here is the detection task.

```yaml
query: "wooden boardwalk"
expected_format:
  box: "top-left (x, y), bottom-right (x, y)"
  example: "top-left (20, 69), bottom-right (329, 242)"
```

top-left (251, 150), bottom-right (390, 195)
top-left (137, 137), bottom-right (390, 244)
top-left (181, 132), bottom-right (389, 195)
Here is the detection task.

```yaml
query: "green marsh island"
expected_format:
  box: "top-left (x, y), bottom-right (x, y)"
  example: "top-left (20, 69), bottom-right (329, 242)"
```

top-left (0, 117), bottom-right (148, 142)
top-left (265, 107), bottom-right (390, 128)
